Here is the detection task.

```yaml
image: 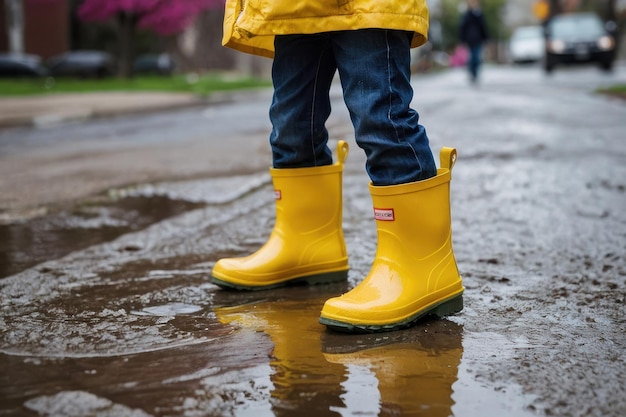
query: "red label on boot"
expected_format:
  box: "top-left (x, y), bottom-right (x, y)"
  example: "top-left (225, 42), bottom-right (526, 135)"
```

top-left (275, 190), bottom-right (281, 200)
top-left (374, 208), bottom-right (395, 221)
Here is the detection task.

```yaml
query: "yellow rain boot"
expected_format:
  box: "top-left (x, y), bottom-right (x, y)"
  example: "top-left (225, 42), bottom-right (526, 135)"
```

top-left (211, 141), bottom-right (350, 290)
top-left (319, 147), bottom-right (463, 332)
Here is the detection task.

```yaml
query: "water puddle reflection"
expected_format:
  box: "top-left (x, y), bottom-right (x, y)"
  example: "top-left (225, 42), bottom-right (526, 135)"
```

top-left (214, 294), bottom-right (462, 416)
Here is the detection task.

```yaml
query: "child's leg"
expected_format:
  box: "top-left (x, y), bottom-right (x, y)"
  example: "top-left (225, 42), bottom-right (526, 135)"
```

top-left (332, 29), bottom-right (436, 186)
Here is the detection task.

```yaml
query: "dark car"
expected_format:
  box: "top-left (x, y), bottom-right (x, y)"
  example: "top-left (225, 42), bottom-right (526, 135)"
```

top-left (0, 53), bottom-right (47, 77)
top-left (47, 50), bottom-right (115, 78)
top-left (134, 54), bottom-right (175, 75)
top-left (544, 12), bottom-right (616, 73)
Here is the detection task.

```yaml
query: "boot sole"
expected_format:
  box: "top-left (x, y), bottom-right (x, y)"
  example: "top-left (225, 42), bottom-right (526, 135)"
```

top-left (211, 269), bottom-right (349, 291)
top-left (319, 293), bottom-right (464, 333)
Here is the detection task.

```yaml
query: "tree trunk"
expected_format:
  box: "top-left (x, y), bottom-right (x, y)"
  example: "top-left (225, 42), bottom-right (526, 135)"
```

top-left (606, 0), bottom-right (616, 20)
top-left (548, 0), bottom-right (562, 19)
top-left (117, 11), bottom-right (137, 78)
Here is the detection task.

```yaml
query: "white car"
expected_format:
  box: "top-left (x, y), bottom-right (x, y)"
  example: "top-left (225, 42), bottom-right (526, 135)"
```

top-left (509, 25), bottom-right (545, 64)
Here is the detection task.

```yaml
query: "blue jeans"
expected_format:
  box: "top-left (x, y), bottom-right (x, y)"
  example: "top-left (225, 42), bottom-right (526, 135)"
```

top-left (270, 29), bottom-right (436, 186)
top-left (467, 44), bottom-right (483, 81)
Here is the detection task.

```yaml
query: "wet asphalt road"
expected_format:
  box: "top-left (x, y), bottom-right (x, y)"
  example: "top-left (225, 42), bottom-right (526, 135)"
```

top-left (1, 64), bottom-right (625, 417)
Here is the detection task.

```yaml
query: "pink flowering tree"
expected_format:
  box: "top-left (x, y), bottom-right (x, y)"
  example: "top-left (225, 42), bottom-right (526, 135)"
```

top-left (78, 0), bottom-right (224, 77)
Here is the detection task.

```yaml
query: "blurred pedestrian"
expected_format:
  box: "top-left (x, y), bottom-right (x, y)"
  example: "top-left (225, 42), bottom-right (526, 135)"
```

top-left (459, 0), bottom-right (489, 83)
top-left (212, 0), bottom-right (464, 333)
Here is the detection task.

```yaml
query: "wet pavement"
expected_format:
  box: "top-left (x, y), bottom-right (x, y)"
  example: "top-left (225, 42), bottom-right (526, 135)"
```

top-left (1, 64), bottom-right (625, 417)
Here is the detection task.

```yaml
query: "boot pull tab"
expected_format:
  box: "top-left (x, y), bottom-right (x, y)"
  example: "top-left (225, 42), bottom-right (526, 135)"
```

top-left (336, 140), bottom-right (349, 166)
top-left (440, 147), bottom-right (457, 173)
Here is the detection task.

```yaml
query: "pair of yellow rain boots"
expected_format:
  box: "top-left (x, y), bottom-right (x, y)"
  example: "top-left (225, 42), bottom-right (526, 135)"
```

top-left (210, 141), bottom-right (464, 332)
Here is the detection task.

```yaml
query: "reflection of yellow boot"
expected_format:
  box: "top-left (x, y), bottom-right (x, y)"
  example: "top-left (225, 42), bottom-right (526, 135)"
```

top-left (322, 321), bottom-right (463, 417)
top-left (212, 141), bottom-right (349, 290)
top-left (214, 297), bottom-right (346, 415)
top-left (320, 148), bottom-right (463, 332)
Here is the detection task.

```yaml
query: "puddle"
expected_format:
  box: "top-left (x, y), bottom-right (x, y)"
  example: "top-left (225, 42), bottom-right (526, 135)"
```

top-left (2, 267), bottom-right (537, 416)
top-left (212, 294), bottom-right (539, 417)
top-left (214, 295), bottom-right (463, 416)
top-left (0, 195), bottom-right (205, 279)
top-left (0, 173), bottom-right (271, 280)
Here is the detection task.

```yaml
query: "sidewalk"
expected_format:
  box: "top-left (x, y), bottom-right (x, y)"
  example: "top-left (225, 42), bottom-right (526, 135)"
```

top-left (0, 91), bottom-right (207, 128)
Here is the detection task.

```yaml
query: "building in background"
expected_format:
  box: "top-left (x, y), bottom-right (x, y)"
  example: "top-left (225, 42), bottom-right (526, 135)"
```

top-left (0, 0), bottom-right (69, 59)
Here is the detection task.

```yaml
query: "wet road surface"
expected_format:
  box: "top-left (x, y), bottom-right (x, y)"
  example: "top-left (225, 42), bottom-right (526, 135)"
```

top-left (1, 64), bottom-right (625, 416)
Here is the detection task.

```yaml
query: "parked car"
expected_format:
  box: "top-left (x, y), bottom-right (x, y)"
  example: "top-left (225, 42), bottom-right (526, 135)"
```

top-left (544, 12), bottom-right (616, 73)
top-left (47, 50), bottom-right (115, 78)
top-left (0, 53), bottom-right (47, 77)
top-left (509, 25), bottom-right (545, 64)
top-left (133, 53), bottom-right (175, 75)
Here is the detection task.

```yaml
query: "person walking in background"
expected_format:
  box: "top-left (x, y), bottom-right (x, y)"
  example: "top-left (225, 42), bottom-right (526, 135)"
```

top-left (211, 0), bottom-right (464, 333)
top-left (459, 0), bottom-right (489, 83)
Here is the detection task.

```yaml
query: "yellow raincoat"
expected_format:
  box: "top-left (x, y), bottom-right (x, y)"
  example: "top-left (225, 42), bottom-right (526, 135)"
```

top-left (222, 0), bottom-right (430, 58)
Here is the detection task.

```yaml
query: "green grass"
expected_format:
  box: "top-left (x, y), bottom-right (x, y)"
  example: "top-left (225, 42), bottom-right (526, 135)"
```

top-left (596, 84), bottom-right (626, 100)
top-left (0, 73), bottom-right (272, 97)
